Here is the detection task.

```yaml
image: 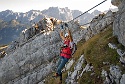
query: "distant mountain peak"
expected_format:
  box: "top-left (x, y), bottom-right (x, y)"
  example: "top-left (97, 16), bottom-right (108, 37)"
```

top-left (0, 7), bottom-right (113, 45)
top-left (91, 10), bottom-right (101, 16)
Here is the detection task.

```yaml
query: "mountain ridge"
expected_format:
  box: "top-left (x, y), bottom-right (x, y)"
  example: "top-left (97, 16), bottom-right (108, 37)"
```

top-left (0, 7), bottom-right (103, 45)
top-left (0, 7), bottom-right (102, 24)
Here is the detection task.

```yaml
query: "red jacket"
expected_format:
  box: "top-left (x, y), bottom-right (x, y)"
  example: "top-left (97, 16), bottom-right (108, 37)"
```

top-left (60, 40), bottom-right (72, 59)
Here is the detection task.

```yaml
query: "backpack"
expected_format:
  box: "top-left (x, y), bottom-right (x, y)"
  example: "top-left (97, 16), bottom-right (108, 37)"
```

top-left (71, 42), bottom-right (77, 55)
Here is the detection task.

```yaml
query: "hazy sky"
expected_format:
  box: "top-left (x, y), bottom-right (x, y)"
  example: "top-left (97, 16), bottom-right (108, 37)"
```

top-left (0, 0), bottom-right (117, 13)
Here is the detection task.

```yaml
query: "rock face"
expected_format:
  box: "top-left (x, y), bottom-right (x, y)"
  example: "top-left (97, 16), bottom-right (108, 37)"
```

top-left (112, 0), bottom-right (125, 46)
top-left (111, 0), bottom-right (121, 7)
top-left (102, 41), bottom-right (125, 84)
top-left (0, 4), bottom-right (122, 84)
top-left (79, 10), bottom-right (115, 41)
top-left (0, 30), bottom-right (61, 84)
top-left (102, 65), bottom-right (122, 84)
top-left (0, 18), bottom-right (81, 84)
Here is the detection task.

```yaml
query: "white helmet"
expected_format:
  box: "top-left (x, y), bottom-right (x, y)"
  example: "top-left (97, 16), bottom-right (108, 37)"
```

top-left (65, 33), bottom-right (69, 37)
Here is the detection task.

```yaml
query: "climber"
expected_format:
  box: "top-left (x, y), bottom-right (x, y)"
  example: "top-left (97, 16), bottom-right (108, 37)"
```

top-left (53, 23), bottom-right (74, 83)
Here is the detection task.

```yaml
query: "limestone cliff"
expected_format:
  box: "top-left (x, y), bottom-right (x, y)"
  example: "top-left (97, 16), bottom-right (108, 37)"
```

top-left (1, 0), bottom-right (125, 83)
top-left (112, 0), bottom-right (125, 46)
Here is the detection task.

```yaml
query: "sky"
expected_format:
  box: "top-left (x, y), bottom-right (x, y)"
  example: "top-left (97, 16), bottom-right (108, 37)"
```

top-left (0, 0), bottom-right (117, 13)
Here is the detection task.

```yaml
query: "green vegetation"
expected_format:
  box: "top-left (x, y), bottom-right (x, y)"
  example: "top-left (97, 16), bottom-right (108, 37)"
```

top-left (45, 25), bottom-right (125, 84)
top-left (76, 27), bottom-right (124, 84)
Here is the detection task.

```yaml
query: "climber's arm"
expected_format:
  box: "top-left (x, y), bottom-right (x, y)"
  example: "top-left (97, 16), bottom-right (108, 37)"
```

top-left (60, 31), bottom-right (65, 41)
top-left (68, 29), bottom-right (73, 42)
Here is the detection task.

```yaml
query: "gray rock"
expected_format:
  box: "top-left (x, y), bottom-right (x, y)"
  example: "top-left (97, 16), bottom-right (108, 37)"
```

top-left (111, 0), bottom-right (122, 6)
top-left (110, 65), bottom-right (122, 84)
top-left (108, 43), bottom-right (117, 49)
top-left (120, 74), bottom-right (125, 84)
top-left (112, 0), bottom-right (125, 46)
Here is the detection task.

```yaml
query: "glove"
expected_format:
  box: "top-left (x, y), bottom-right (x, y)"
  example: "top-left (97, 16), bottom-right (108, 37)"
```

top-left (60, 25), bottom-right (64, 29)
top-left (65, 23), bottom-right (68, 27)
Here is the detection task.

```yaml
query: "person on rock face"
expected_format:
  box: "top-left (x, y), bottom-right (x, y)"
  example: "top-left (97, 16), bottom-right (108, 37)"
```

top-left (53, 23), bottom-right (74, 83)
